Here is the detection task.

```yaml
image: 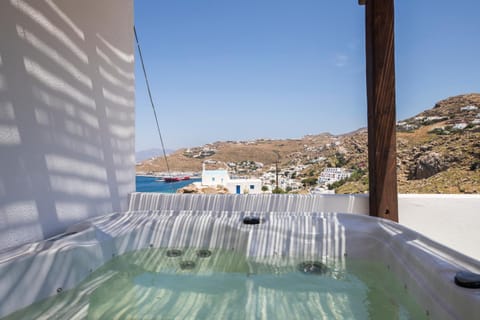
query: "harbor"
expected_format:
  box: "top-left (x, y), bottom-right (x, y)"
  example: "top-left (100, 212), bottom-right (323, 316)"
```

top-left (136, 175), bottom-right (201, 193)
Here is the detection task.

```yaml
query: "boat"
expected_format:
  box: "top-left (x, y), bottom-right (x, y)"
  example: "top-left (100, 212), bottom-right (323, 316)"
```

top-left (163, 176), bottom-right (190, 183)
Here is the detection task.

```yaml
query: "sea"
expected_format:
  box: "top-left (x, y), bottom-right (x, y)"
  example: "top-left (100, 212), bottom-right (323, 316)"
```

top-left (136, 175), bottom-right (201, 193)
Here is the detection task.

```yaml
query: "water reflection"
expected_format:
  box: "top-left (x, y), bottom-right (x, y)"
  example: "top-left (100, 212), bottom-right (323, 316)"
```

top-left (3, 248), bottom-right (427, 320)
top-left (1, 206), bottom-right (432, 320)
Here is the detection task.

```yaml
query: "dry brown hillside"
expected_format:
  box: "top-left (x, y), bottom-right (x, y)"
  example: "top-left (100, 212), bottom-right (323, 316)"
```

top-left (137, 135), bottom-right (335, 173)
top-left (338, 93), bottom-right (480, 194)
top-left (138, 93), bottom-right (480, 194)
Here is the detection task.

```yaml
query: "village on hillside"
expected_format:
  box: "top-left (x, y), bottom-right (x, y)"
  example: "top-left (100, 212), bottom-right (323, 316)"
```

top-left (137, 135), bottom-right (362, 195)
top-left (175, 161), bottom-right (354, 195)
top-left (137, 94), bottom-right (480, 195)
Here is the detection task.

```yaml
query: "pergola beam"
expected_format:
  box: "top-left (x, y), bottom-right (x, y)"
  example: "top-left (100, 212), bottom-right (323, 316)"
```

top-left (362, 0), bottom-right (399, 221)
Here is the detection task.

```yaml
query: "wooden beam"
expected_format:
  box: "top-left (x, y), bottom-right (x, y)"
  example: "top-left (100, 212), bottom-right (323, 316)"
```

top-left (365, 0), bottom-right (399, 221)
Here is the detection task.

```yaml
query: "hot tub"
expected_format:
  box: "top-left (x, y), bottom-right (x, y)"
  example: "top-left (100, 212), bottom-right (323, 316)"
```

top-left (0, 210), bottom-right (479, 319)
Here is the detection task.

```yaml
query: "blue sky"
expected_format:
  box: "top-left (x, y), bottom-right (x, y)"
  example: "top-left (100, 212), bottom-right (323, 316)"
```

top-left (134, 0), bottom-right (480, 151)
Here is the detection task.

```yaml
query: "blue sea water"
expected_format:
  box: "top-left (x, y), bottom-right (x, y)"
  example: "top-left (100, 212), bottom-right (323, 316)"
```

top-left (136, 175), bottom-right (200, 193)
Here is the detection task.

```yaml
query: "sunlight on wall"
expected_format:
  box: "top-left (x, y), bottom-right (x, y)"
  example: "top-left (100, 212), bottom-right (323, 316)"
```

top-left (16, 25), bottom-right (92, 88)
top-left (102, 88), bottom-right (133, 108)
top-left (96, 33), bottom-right (134, 64)
top-left (45, 154), bottom-right (108, 181)
top-left (45, 0), bottom-right (85, 40)
top-left (23, 57), bottom-right (96, 109)
top-left (48, 175), bottom-right (111, 198)
top-left (0, 201), bottom-right (43, 244)
top-left (11, 0), bottom-right (88, 63)
top-left (0, 125), bottom-right (21, 145)
top-left (96, 47), bottom-right (135, 80)
top-left (0, 0), bottom-right (135, 251)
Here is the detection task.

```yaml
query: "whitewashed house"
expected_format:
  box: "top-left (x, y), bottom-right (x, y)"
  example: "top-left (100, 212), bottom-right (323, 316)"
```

top-left (318, 168), bottom-right (352, 186)
top-left (460, 105), bottom-right (478, 111)
top-left (201, 164), bottom-right (262, 194)
top-left (453, 123), bottom-right (468, 130)
top-left (201, 169), bottom-right (230, 187)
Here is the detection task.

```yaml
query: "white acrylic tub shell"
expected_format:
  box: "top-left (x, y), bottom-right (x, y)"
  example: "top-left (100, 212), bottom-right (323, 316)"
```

top-left (0, 211), bottom-right (479, 319)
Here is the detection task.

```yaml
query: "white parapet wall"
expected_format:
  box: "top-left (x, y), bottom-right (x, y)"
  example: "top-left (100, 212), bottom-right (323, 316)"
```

top-left (0, 0), bottom-right (135, 251)
top-left (127, 193), bottom-right (370, 214)
top-left (398, 194), bottom-right (480, 262)
top-left (128, 193), bottom-right (480, 261)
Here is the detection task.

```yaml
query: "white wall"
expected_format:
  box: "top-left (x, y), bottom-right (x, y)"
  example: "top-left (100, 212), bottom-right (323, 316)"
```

top-left (0, 0), bottom-right (135, 251)
top-left (398, 194), bottom-right (480, 261)
top-left (201, 170), bottom-right (230, 186)
top-left (127, 193), bottom-right (480, 260)
top-left (226, 179), bottom-right (262, 194)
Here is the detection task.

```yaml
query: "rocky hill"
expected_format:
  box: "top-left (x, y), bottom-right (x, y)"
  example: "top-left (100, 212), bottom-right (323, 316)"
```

top-left (137, 134), bottom-right (335, 173)
top-left (137, 93), bottom-right (480, 194)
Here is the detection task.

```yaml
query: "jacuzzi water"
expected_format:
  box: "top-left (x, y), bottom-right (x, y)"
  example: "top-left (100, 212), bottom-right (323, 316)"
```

top-left (3, 248), bottom-right (427, 320)
top-left (1, 202), bottom-right (479, 319)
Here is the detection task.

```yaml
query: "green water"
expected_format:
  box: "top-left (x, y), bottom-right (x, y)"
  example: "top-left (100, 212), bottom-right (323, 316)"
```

top-left (3, 248), bottom-right (427, 319)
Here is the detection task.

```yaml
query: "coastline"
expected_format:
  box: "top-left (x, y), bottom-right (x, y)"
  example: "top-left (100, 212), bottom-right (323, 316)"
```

top-left (136, 175), bottom-right (201, 193)
top-left (136, 172), bottom-right (201, 178)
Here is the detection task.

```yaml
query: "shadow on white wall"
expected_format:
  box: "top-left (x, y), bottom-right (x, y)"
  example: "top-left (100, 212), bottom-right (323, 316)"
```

top-left (0, 0), bottom-right (135, 251)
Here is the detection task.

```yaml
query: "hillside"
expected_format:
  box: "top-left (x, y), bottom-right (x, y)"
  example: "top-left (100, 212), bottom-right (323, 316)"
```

top-left (136, 148), bottom-right (175, 162)
top-left (137, 93), bottom-right (480, 194)
top-left (137, 135), bottom-right (335, 173)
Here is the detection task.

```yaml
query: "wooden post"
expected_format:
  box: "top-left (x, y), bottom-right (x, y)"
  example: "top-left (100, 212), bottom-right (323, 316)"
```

top-left (362, 0), bottom-right (399, 221)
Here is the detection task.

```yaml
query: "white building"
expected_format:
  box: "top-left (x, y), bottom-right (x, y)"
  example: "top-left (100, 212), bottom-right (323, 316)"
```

top-left (201, 166), bottom-right (262, 194)
top-left (460, 105), bottom-right (478, 111)
top-left (311, 186), bottom-right (335, 194)
top-left (453, 123), bottom-right (468, 130)
top-left (425, 116), bottom-right (447, 122)
top-left (202, 169), bottom-right (230, 187)
top-left (318, 168), bottom-right (352, 186)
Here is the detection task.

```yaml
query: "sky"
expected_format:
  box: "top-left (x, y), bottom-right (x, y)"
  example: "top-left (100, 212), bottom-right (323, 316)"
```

top-left (134, 0), bottom-right (480, 151)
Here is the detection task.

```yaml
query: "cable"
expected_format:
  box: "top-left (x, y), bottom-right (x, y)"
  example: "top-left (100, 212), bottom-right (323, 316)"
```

top-left (133, 26), bottom-right (172, 179)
